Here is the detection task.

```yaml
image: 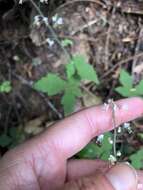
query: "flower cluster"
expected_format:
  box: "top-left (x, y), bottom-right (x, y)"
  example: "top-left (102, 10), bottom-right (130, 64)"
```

top-left (19, 0), bottom-right (23, 4)
top-left (40, 0), bottom-right (48, 3)
top-left (32, 14), bottom-right (63, 47)
top-left (96, 134), bottom-right (104, 143)
top-left (52, 14), bottom-right (63, 26)
top-left (19, 0), bottom-right (48, 4)
top-left (33, 15), bottom-right (48, 27)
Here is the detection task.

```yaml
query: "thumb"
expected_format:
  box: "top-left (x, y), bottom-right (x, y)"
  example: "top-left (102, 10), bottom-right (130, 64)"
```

top-left (62, 163), bottom-right (138, 190)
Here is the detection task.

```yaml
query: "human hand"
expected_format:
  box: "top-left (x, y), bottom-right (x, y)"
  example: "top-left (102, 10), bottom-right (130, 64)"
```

top-left (0, 97), bottom-right (143, 190)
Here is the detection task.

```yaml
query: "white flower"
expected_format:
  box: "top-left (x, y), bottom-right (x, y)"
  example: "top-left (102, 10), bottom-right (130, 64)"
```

top-left (96, 134), bottom-right (104, 143)
top-left (123, 122), bottom-right (132, 134)
top-left (40, 0), bottom-right (48, 3)
top-left (108, 137), bottom-right (113, 144)
top-left (13, 55), bottom-right (20, 61)
top-left (43, 17), bottom-right (49, 24)
top-left (19, 0), bottom-right (23, 4)
top-left (56, 17), bottom-right (63, 25)
top-left (123, 122), bottom-right (130, 129)
top-left (33, 15), bottom-right (49, 27)
top-left (52, 14), bottom-right (58, 22)
top-left (33, 15), bottom-right (41, 26)
top-left (52, 14), bottom-right (63, 26)
top-left (108, 155), bottom-right (117, 163)
top-left (46, 38), bottom-right (54, 47)
top-left (117, 127), bottom-right (122, 133)
top-left (117, 151), bottom-right (121, 157)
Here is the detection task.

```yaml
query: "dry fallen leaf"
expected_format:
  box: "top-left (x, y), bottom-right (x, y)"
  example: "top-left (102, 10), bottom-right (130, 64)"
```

top-left (83, 92), bottom-right (102, 107)
top-left (24, 115), bottom-right (46, 135)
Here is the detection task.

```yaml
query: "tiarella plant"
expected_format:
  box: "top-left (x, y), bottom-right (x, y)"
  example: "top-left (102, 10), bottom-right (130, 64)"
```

top-left (115, 69), bottom-right (143, 97)
top-left (34, 54), bottom-right (99, 115)
top-left (0, 81), bottom-right (12, 93)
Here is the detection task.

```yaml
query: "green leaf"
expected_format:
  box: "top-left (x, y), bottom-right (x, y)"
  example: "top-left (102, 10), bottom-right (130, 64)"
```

top-left (61, 78), bottom-right (82, 115)
top-left (77, 132), bottom-right (113, 160)
top-left (61, 39), bottom-right (73, 47)
top-left (9, 127), bottom-right (18, 138)
top-left (61, 90), bottom-right (76, 115)
top-left (0, 134), bottom-right (12, 147)
top-left (119, 69), bottom-right (132, 88)
top-left (135, 80), bottom-right (143, 95)
top-left (66, 63), bottom-right (75, 79)
top-left (73, 55), bottom-right (99, 84)
top-left (129, 149), bottom-right (143, 169)
top-left (66, 78), bottom-right (82, 97)
top-left (34, 73), bottom-right (66, 95)
top-left (0, 81), bottom-right (12, 93)
top-left (137, 133), bottom-right (143, 140)
top-left (115, 86), bottom-right (137, 97)
top-left (99, 132), bottom-right (113, 160)
top-left (78, 142), bottom-right (100, 159)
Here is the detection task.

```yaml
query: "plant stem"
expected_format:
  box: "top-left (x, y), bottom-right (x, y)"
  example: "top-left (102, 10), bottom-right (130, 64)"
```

top-left (108, 99), bottom-right (117, 158)
top-left (30, 0), bottom-right (71, 60)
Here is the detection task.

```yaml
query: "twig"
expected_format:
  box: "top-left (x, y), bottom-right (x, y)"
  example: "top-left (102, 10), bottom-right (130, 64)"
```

top-left (132, 23), bottom-right (143, 81)
top-left (104, 5), bottom-right (116, 70)
top-left (12, 73), bottom-right (63, 119)
top-left (71, 19), bottom-right (98, 35)
top-left (38, 93), bottom-right (63, 119)
top-left (101, 52), bottom-right (143, 79)
top-left (81, 84), bottom-right (96, 98)
top-left (55, 0), bottom-right (107, 13)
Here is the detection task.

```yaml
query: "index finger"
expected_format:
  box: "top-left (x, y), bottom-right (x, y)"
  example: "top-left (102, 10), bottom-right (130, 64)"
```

top-left (39, 97), bottom-right (143, 159)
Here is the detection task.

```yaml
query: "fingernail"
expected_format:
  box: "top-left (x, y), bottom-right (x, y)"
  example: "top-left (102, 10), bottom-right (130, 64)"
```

top-left (106, 163), bottom-right (138, 190)
top-left (138, 183), bottom-right (143, 190)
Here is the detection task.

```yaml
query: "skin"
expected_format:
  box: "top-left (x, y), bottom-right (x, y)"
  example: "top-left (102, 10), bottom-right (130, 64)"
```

top-left (0, 97), bottom-right (142, 190)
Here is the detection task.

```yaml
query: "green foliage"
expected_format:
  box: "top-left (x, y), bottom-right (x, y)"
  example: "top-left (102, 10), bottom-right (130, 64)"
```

top-left (137, 132), bottom-right (143, 140)
top-left (66, 62), bottom-right (75, 79)
top-left (34, 54), bottom-right (99, 115)
top-left (77, 132), bottom-right (113, 160)
top-left (119, 69), bottom-right (132, 88)
top-left (0, 81), bottom-right (12, 93)
top-left (61, 39), bottom-right (73, 47)
top-left (34, 74), bottom-right (66, 95)
top-left (115, 69), bottom-right (143, 97)
top-left (0, 127), bottom-right (24, 149)
top-left (73, 55), bottom-right (99, 84)
top-left (0, 134), bottom-right (12, 147)
top-left (129, 149), bottom-right (143, 169)
top-left (61, 91), bottom-right (76, 114)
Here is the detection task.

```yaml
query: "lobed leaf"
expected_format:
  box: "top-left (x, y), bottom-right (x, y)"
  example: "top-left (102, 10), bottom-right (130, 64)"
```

top-left (34, 73), bottom-right (66, 95)
top-left (61, 90), bottom-right (76, 115)
top-left (119, 69), bottom-right (132, 88)
top-left (129, 149), bottom-right (143, 169)
top-left (135, 80), bottom-right (143, 95)
top-left (66, 63), bottom-right (75, 79)
top-left (73, 55), bottom-right (99, 84)
top-left (78, 132), bottom-right (113, 160)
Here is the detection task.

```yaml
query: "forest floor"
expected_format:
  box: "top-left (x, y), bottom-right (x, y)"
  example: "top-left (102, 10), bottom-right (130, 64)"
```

top-left (0, 0), bottom-right (143, 166)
